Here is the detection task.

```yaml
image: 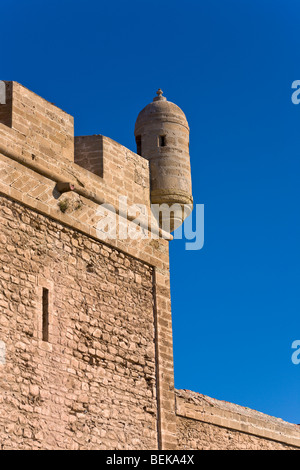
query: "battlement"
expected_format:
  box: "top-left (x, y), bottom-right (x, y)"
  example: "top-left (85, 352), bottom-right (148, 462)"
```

top-left (0, 82), bottom-right (167, 254)
top-left (0, 81), bottom-right (151, 207)
top-left (0, 81), bottom-right (74, 161)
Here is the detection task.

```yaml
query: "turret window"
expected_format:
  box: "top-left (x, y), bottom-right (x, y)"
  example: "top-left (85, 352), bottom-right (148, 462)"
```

top-left (136, 135), bottom-right (142, 156)
top-left (159, 135), bottom-right (166, 147)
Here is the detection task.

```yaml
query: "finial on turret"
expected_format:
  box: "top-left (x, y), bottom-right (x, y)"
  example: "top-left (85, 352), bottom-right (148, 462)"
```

top-left (153, 89), bottom-right (167, 102)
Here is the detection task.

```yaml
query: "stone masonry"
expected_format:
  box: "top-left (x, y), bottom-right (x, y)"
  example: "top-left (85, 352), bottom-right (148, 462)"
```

top-left (0, 81), bottom-right (299, 450)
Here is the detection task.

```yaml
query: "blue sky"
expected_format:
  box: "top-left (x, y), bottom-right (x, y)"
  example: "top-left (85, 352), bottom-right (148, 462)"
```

top-left (2, 0), bottom-right (300, 423)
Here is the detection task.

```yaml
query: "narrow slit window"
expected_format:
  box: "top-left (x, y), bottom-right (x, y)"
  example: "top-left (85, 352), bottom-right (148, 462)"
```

top-left (42, 288), bottom-right (49, 342)
top-left (136, 135), bottom-right (142, 156)
top-left (159, 135), bottom-right (166, 147)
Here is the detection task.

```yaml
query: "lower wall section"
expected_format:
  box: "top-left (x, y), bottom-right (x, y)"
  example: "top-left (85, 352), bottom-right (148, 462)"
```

top-left (1, 193), bottom-right (300, 450)
top-left (177, 416), bottom-right (297, 450)
top-left (0, 195), bottom-right (158, 450)
top-left (176, 390), bottom-right (300, 450)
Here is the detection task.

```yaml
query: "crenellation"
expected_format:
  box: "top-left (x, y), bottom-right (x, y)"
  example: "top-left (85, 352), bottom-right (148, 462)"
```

top-left (0, 82), bottom-right (12, 128)
top-left (75, 135), bottom-right (104, 177)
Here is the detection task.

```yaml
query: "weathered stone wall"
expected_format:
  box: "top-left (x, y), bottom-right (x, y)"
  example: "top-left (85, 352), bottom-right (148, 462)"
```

top-left (0, 195), bottom-right (158, 450)
top-left (176, 390), bottom-right (300, 450)
top-left (0, 82), bottom-right (178, 449)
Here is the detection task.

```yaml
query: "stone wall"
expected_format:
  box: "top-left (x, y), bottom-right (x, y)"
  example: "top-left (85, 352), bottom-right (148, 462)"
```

top-left (0, 195), bottom-right (158, 450)
top-left (0, 81), bottom-right (177, 449)
top-left (176, 390), bottom-right (300, 450)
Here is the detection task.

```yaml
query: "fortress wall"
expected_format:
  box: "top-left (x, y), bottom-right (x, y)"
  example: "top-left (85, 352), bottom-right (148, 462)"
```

top-left (175, 390), bottom-right (300, 450)
top-left (0, 194), bottom-right (158, 449)
top-left (0, 82), bottom-right (178, 450)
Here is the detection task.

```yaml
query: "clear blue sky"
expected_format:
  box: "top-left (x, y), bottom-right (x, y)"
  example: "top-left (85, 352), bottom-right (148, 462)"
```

top-left (2, 0), bottom-right (300, 423)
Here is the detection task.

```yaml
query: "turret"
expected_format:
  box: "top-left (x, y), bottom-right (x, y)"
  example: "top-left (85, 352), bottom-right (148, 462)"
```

top-left (134, 89), bottom-right (193, 231)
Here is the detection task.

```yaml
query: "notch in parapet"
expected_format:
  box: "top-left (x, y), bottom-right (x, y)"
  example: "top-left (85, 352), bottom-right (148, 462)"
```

top-left (74, 135), bottom-right (104, 178)
top-left (0, 81), bottom-right (6, 104)
top-left (0, 81), bottom-right (74, 161)
top-left (0, 81), bottom-right (12, 127)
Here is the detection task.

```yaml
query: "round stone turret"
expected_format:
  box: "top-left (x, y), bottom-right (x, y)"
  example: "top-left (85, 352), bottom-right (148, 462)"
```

top-left (134, 89), bottom-right (193, 231)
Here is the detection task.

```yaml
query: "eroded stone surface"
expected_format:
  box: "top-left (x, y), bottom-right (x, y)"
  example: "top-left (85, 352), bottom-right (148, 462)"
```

top-left (0, 196), bottom-right (157, 450)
